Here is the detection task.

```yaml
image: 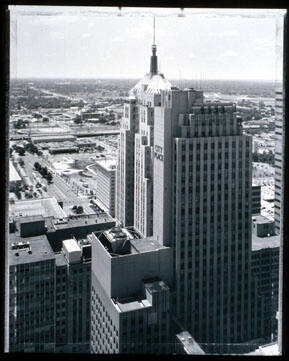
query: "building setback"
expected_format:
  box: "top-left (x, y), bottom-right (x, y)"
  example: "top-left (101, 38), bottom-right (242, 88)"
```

top-left (90, 227), bottom-right (173, 354)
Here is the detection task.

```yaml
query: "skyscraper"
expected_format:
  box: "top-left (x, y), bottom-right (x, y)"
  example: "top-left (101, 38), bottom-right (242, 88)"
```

top-left (152, 89), bottom-right (265, 351)
top-left (115, 97), bottom-right (138, 227)
top-left (115, 26), bottom-right (266, 353)
top-left (116, 18), bottom-right (172, 236)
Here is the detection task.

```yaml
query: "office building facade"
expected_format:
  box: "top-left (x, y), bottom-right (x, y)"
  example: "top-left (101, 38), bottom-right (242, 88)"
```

top-left (131, 42), bottom-right (172, 237)
top-left (8, 234), bottom-right (92, 353)
top-left (252, 184), bottom-right (261, 215)
top-left (92, 159), bottom-right (116, 217)
top-left (152, 88), bottom-right (264, 351)
top-left (9, 236), bottom-right (56, 353)
top-left (8, 205), bottom-right (115, 353)
top-left (252, 244), bottom-right (279, 342)
top-left (116, 98), bottom-right (138, 227)
top-left (274, 89), bottom-right (283, 234)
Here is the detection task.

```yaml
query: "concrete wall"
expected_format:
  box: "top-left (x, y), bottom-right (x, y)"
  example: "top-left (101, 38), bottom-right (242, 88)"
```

top-left (110, 247), bottom-right (173, 299)
top-left (91, 232), bottom-right (173, 299)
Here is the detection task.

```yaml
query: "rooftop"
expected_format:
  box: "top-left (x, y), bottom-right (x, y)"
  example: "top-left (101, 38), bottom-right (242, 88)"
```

top-left (46, 212), bottom-right (114, 232)
top-left (31, 135), bottom-right (75, 142)
top-left (98, 227), bottom-right (167, 257)
top-left (114, 297), bottom-right (152, 313)
top-left (130, 237), bottom-right (166, 254)
top-left (55, 252), bottom-right (67, 267)
top-left (252, 233), bottom-right (280, 251)
top-left (94, 159), bottom-right (117, 172)
top-left (63, 238), bottom-right (81, 253)
top-left (9, 234), bottom-right (54, 265)
top-left (252, 214), bottom-right (274, 224)
top-left (19, 215), bottom-right (45, 224)
top-left (176, 331), bottom-right (205, 355)
top-left (9, 161), bottom-right (21, 182)
top-left (10, 197), bottom-right (67, 220)
top-left (246, 342), bottom-right (279, 355)
top-left (143, 279), bottom-right (170, 293)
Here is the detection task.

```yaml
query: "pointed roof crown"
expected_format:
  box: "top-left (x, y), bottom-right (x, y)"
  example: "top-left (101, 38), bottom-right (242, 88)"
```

top-left (129, 16), bottom-right (173, 98)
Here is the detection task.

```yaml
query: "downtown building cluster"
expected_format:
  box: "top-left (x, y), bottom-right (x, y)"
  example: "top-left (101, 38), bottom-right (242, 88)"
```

top-left (7, 39), bottom-right (282, 355)
top-left (113, 41), bottom-right (274, 353)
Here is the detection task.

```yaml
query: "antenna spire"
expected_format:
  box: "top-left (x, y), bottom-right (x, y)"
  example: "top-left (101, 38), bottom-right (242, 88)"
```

top-left (150, 16), bottom-right (158, 75)
top-left (153, 16), bottom-right (155, 45)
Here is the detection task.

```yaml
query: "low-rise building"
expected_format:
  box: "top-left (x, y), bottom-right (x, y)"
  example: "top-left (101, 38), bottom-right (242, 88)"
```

top-left (31, 135), bottom-right (76, 144)
top-left (9, 161), bottom-right (22, 192)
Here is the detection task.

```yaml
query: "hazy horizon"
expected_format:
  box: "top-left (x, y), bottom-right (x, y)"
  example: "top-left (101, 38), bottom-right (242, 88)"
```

top-left (10, 77), bottom-right (278, 83)
top-left (10, 6), bottom-right (283, 81)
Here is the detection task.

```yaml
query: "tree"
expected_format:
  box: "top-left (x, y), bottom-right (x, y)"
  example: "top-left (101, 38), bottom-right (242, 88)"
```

top-left (18, 148), bottom-right (25, 156)
top-left (34, 162), bottom-right (40, 170)
top-left (19, 159), bottom-right (25, 167)
top-left (76, 206), bottom-right (84, 214)
top-left (41, 166), bottom-right (48, 177)
top-left (47, 172), bottom-right (53, 183)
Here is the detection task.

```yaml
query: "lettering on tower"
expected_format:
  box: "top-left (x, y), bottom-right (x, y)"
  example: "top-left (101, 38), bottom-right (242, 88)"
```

top-left (154, 145), bottom-right (163, 161)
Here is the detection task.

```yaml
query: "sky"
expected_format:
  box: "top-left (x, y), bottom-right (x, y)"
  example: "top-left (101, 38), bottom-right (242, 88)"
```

top-left (9, 6), bottom-right (285, 81)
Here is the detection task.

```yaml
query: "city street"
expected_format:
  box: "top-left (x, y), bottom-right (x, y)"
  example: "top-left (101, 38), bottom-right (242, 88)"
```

top-left (22, 153), bottom-right (84, 204)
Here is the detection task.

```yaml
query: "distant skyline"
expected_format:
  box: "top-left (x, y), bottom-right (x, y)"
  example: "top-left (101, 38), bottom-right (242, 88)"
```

top-left (9, 6), bottom-right (285, 81)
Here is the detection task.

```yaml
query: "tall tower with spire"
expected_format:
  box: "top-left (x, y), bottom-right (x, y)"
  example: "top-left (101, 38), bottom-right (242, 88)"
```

top-left (116, 17), bottom-right (172, 236)
top-left (114, 17), bottom-right (266, 354)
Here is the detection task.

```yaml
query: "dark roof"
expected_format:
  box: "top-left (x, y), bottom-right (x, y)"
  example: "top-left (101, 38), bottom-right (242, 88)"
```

top-left (9, 234), bottom-right (54, 266)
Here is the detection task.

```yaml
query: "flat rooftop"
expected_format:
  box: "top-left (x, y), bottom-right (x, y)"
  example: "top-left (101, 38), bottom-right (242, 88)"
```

top-left (32, 135), bottom-right (76, 142)
top-left (176, 331), bottom-right (205, 355)
top-left (19, 215), bottom-right (45, 224)
top-left (10, 197), bottom-right (67, 220)
top-left (94, 159), bottom-right (117, 172)
top-left (252, 214), bottom-right (274, 224)
top-left (9, 161), bottom-right (21, 182)
top-left (63, 238), bottom-right (81, 253)
top-left (46, 213), bottom-right (114, 232)
top-left (246, 342), bottom-right (279, 356)
top-left (144, 279), bottom-right (170, 293)
top-left (9, 234), bottom-right (54, 266)
top-left (55, 252), bottom-right (67, 267)
top-left (130, 237), bottom-right (167, 254)
top-left (252, 233), bottom-right (280, 251)
top-left (113, 296), bottom-right (152, 313)
top-left (98, 227), bottom-right (167, 257)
